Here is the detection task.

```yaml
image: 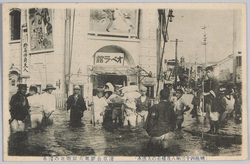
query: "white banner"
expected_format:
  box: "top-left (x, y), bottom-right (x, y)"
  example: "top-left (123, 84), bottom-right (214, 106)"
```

top-left (21, 23), bottom-right (29, 76)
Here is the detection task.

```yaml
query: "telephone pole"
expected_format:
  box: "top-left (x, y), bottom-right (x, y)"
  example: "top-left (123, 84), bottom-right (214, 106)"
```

top-left (201, 25), bottom-right (207, 140)
top-left (170, 39), bottom-right (183, 89)
top-left (201, 25), bottom-right (207, 66)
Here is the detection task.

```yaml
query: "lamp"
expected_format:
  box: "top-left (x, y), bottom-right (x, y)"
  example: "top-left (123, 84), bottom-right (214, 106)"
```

top-left (168, 9), bottom-right (174, 22)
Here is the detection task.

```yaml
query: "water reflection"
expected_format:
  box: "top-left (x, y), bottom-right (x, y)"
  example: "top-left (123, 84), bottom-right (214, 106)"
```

top-left (8, 109), bottom-right (241, 156)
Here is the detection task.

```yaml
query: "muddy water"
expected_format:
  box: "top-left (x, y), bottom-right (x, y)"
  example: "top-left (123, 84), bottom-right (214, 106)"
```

top-left (8, 102), bottom-right (241, 157)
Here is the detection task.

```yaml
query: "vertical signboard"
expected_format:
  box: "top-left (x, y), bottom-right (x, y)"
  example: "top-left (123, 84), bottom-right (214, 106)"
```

top-left (21, 23), bottom-right (29, 76)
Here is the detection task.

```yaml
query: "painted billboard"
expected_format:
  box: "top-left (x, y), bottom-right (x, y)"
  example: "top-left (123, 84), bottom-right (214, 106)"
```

top-left (89, 9), bottom-right (139, 37)
top-left (28, 8), bottom-right (54, 52)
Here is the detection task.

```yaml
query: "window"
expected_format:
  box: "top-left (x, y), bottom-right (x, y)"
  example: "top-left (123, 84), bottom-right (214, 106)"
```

top-left (236, 56), bottom-right (242, 67)
top-left (10, 9), bottom-right (21, 41)
top-left (145, 85), bottom-right (154, 98)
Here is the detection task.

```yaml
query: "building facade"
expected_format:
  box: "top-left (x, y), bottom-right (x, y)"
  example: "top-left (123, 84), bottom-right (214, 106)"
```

top-left (8, 8), bottom-right (163, 104)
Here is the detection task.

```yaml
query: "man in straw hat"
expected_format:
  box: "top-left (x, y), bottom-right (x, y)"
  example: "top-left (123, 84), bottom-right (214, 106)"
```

top-left (40, 84), bottom-right (56, 125)
top-left (9, 84), bottom-right (30, 132)
top-left (66, 85), bottom-right (87, 126)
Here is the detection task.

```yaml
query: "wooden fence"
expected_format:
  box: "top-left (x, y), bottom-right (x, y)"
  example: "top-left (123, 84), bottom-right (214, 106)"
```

top-left (53, 93), bottom-right (67, 109)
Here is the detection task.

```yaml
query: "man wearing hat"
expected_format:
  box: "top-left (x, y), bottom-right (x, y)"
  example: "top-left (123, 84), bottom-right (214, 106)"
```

top-left (203, 66), bottom-right (220, 133)
top-left (9, 84), bottom-right (30, 132)
top-left (136, 86), bottom-right (151, 123)
top-left (66, 85), bottom-right (87, 126)
top-left (41, 84), bottom-right (56, 124)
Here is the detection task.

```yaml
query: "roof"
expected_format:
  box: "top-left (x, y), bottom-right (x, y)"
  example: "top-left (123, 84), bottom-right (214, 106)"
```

top-left (89, 66), bottom-right (137, 76)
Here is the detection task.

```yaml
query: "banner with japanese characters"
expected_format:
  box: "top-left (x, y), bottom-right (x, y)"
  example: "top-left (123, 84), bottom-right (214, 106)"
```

top-left (94, 52), bottom-right (124, 66)
top-left (89, 9), bottom-right (139, 37)
top-left (28, 8), bottom-right (54, 52)
top-left (21, 23), bottom-right (29, 76)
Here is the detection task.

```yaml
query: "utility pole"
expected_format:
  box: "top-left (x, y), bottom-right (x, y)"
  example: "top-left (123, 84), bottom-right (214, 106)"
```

top-left (170, 39), bottom-right (183, 89)
top-left (202, 25), bottom-right (207, 66)
top-left (201, 25), bottom-right (207, 140)
top-left (156, 9), bottom-right (174, 97)
top-left (195, 51), bottom-right (198, 88)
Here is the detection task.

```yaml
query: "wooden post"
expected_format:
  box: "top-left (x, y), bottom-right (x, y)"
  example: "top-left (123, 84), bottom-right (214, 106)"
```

top-left (170, 39), bottom-right (183, 89)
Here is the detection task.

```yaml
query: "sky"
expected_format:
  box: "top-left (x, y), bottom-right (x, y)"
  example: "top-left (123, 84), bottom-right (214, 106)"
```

top-left (164, 9), bottom-right (242, 64)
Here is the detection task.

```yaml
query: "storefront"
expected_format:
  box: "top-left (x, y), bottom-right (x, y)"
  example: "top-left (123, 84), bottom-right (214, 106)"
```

top-left (88, 45), bottom-right (138, 95)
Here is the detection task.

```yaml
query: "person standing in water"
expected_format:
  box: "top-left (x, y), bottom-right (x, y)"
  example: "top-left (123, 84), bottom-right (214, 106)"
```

top-left (136, 86), bottom-right (151, 123)
top-left (66, 85), bottom-right (87, 126)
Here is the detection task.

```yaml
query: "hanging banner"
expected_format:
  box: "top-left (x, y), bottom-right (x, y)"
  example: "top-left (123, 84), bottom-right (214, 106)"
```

top-left (94, 53), bottom-right (124, 66)
top-left (21, 23), bottom-right (29, 76)
top-left (89, 9), bottom-right (139, 37)
top-left (28, 8), bottom-right (54, 52)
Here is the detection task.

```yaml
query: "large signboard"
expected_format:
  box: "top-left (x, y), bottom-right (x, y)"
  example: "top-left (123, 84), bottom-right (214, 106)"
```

top-left (89, 9), bottom-right (139, 37)
top-left (28, 8), bottom-right (54, 52)
top-left (94, 52), bottom-right (124, 66)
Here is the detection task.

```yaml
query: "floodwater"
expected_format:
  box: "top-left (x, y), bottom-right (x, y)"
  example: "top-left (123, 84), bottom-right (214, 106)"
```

top-left (8, 94), bottom-right (242, 157)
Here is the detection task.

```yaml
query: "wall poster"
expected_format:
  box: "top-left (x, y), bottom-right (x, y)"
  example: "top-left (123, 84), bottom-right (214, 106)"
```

top-left (28, 8), bottom-right (54, 52)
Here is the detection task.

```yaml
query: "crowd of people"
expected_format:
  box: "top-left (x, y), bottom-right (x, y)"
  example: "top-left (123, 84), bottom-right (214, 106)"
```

top-left (9, 65), bottom-right (242, 149)
top-left (9, 84), bottom-right (57, 133)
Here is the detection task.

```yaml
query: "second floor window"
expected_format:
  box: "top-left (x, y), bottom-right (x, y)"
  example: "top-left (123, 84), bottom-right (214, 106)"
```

top-left (236, 56), bottom-right (242, 67)
top-left (10, 9), bottom-right (21, 41)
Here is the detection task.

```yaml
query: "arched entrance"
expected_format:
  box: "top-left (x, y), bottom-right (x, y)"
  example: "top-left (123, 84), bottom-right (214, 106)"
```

top-left (90, 45), bottom-right (137, 93)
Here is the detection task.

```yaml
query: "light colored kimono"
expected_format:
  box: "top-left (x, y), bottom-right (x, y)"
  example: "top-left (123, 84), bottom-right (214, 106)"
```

top-left (40, 92), bottom-right (56, 116)
top-left (93, 96), bottom-right (108, 124)
top-left (28, 94), bottom-right (43, 128)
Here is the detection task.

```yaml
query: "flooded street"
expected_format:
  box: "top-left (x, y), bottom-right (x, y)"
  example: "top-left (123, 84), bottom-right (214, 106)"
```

top-left (8, 94), bottom-right (241, 157)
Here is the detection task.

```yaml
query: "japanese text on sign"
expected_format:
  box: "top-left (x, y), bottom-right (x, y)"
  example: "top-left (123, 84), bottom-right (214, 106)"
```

top-left (95, 53), bottom-right (124, 66)
top-left (21, 24), bottom-right (29, 76)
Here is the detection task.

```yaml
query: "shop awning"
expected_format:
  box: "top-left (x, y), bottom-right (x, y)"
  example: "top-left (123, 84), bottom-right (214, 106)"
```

top-left (89, 66), bottom-right (137, 76)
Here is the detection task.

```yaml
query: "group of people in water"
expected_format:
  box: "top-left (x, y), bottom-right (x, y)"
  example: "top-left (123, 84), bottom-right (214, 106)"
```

top-left (9, 83), bottom-right (56, 133)
top-left (9, 65), bottom-right (241, 146)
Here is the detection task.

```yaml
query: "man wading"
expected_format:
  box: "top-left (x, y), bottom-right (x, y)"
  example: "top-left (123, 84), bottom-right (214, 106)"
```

top-left (66, 85), bottom-right (87, 126)
top-left (144, 89), bottom-right (176, 149)
top-left (40, 84), bottom-right (56, 125)
top-left (203, 66), bottom-right (220, 134)
top-left (9, 84), bottom-right (30, 132)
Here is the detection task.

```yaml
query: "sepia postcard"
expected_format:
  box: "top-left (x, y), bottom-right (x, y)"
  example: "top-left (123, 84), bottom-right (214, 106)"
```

top-left (2, 3), bottom-right (247, 162)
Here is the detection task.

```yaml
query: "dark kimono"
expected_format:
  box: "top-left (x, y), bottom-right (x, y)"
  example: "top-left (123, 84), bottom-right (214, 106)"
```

top-left (143, 100), bottom-right (176, 137)
top-left (10, 92), bottom-right (30, 121)
top-left (66, 94), bottom-right (87, 125)
top-left (204, 77), bottom-right (220, 113)
top-left (136, 96), bottom-right (151, 112)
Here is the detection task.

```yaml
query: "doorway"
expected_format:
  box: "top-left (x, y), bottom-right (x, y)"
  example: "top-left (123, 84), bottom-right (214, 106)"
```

top-left (92, 75), bottom-right (127, 95)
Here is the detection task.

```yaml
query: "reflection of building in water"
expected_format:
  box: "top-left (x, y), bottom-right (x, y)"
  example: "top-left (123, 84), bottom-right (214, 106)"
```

top-left (8, 8), bottom-right (161, 103)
